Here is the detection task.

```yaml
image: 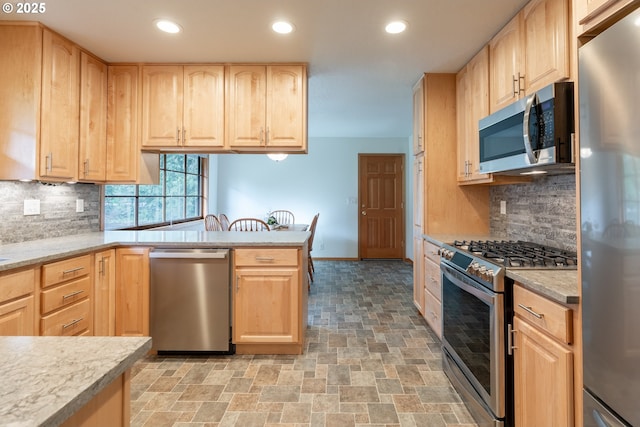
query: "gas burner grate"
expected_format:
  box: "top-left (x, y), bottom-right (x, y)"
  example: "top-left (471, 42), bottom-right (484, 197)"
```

top-left (452, 240), bottom-right (577, 268)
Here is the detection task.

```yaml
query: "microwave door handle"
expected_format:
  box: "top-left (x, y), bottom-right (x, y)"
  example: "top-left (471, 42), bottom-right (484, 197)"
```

top-left (523, 92), bottom-right (539, 164)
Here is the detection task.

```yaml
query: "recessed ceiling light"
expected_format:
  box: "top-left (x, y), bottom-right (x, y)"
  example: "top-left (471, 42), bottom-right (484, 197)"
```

top-left (385, 20), bottom-right (407, 34)
top-left (155, 19), bottom-right (182, 34)
top-left (272, 21), bottom-right (295, 34)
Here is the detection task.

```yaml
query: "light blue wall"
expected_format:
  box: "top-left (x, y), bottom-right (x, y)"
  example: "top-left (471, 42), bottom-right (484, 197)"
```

top-left (211, 137), bottom-right (413, 259)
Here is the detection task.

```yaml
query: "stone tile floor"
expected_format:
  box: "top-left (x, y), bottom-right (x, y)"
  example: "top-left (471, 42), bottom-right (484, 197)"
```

top-left (130, 260), bottom-right (478, 427)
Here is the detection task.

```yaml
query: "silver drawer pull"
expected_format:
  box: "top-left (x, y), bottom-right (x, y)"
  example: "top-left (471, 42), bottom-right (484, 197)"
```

top-left (62, 266), bottom-right (84, 275)
top-left (255, 256), bottom-right (275, 262)
top-left (518, 304), bottom-right (544, 319)
top-left (62, 318), bottom-right (83, 329)
top-left (62, 290), bottom-right (84, 300)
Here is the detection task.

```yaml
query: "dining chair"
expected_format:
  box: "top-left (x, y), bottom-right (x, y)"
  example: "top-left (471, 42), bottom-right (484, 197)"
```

top-left (204, 214), bottom-right (223, 231)
top-left (307, 213), bottom-right (319, 286)
top-left (218, 213), bottom-right (231, 231)
top-left (228, 218), bottom-right (271, 231)
top-left (270, 210), bottom-right (295, 225)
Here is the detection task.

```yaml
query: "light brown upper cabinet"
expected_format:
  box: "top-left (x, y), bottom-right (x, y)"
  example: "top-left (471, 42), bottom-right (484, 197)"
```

top-left (41, 29), bottom-right (81, 181)
top-left (141, 65), bottom-right (225, 149)
top-left (227, 64), bottom-right (307, 152)
top-left (577, 0), bottom-right (637, 36)
top-left (79, 52), bottom-right (108, 182)
top-left (107, 65), bottom-right (159, 183)
top-left (412, 78), bottom-right (425, 155)
top-left (489, 0), bottom-right (570, 113)
top-left (457, 47), bottom-right (493, 183)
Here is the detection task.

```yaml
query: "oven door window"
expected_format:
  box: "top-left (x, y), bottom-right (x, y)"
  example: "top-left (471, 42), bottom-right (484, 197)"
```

top-left (442, 270), bottom-right (495, 398)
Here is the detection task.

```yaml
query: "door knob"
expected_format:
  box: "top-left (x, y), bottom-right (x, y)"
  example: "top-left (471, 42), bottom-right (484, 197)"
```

top-left (361, 211), bottom-right (367, 215)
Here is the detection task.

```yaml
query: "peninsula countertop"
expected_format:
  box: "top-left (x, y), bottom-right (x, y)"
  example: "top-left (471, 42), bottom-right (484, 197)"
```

top-left (0, 336), bottom-right (151, 427)
top-left (0, 230), bottom-right (310, 272)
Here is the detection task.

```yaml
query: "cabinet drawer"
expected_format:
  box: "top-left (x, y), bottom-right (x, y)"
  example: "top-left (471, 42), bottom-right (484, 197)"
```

top-left (424, 288), bottom-right (442, 338)
top-left (514, 284), bottom-right (572, 344)
top-left (42, 254), bottom-right (91, 288)
top-left (423, 240), bottom-right (441, 265)
top-left (0, 268), bottom-right (36, 304)
top-left (40, 275), bottom-right (91, 315)
top-left (41, 298), bottom-right (91, 336)
top-left (235, 248), bottom-right (298, 267)
top-left (424, 256), bottom-right (441, 299)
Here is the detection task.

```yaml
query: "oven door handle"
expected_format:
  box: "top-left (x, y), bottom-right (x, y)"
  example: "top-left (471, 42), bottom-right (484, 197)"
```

top-left (441, 262), bottom-right (498, 305)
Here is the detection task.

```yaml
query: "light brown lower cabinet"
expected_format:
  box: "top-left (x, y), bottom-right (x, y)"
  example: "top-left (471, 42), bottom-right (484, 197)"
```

top-left (423, 239), bottom-right (442, 338)
top-left (513, 284), bottom-right (574, 427)
top-left (233, 247), bottom-right (307, 354)
top-left (115, 247), bottom-right (150, 337)
top-left (94, 249), bottom-right (116, 336)
top-left (0, 268), bottom-right (37, 335)
top-left (60, 371), bottom-right (131, 427)
top-left (40, 255), bottom-right (93, 336)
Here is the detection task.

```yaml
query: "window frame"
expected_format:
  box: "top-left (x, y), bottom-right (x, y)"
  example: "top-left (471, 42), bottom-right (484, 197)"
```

top-left (102, 154), bottom-right (207, 230)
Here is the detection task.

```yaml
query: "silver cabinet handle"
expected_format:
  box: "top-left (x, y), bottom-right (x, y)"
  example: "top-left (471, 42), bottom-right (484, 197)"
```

top-left (518, 303), bottom-right (544, 319)
top-left (62, 267), bottom-right (84, 275)
top-left (46, 152), bottom-right (53, 172)
top-left (255, 256), bottom-right (275, 262)
top-left (83, 159), bottom-right (89, 177)
top-left (62, 318), bottom-right (83, 329)
top-left (507, 323), bottom-right (516, 355)
top-left (182, 127), bottom-right (186, 145)
top-left (62, 290), bottom-right (84, 300)
top-left (236, 275), bottom-right (239, 293)
top-left (176, 127), bottom-right (181, 144)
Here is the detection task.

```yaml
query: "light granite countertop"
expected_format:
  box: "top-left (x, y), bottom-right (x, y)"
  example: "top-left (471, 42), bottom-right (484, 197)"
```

top-left (0, 336), bottom-right (151, 427)
top-left (0, 230), bottom-right (310, 272)
top-left (506, 269), bottom-right (579, 304)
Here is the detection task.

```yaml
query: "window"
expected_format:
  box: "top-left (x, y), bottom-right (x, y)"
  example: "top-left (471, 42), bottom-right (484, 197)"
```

top-left (104, 154), bottom-right (206, 230)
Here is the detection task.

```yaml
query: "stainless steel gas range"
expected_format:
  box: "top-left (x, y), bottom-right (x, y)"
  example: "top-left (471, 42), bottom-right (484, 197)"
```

top-left (439, 240), bottom-right (577, 427)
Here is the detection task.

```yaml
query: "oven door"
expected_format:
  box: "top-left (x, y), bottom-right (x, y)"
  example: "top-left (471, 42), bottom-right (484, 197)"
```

top-left (441, 260), bottom-right (505, 420)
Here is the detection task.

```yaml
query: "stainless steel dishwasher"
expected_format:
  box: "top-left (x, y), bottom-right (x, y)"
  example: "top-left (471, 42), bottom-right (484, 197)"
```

top-left (149, 248), bottom-right (233, 353)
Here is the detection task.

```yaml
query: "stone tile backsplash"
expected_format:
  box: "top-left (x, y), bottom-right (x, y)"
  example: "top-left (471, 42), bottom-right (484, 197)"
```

top-left (490, 174), bottom-right (577, 252)
top-left (0, 181), bottom-right (100, 244)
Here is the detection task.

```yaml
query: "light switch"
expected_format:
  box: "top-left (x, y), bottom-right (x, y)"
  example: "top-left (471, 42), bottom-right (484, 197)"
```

top-left (76, 199), bottom-right (84, 213)
top-left (500, 200), bottom-right (507, 215)
top-left (24, 199), bottom-right (40, 216)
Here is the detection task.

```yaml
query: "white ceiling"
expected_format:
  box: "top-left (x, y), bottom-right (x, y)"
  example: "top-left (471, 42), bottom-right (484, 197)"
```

top-left (3, 0), bottom-right (528, 139)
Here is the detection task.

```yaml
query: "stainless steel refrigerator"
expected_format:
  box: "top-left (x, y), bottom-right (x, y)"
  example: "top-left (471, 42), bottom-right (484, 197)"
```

top-left (579, 6), bottom-right (640, 427)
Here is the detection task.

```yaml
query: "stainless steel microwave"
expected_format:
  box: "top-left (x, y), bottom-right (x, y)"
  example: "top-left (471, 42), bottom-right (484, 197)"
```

top-left (478, 81), bottom-right (575, 175)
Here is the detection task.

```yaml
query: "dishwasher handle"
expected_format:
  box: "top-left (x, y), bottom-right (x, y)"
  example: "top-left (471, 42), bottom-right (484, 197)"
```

top-left (149, 250), bottom-right (229, 260)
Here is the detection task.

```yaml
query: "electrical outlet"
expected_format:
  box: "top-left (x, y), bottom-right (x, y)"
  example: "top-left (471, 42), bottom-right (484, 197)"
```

top-left (500, 200), bottom-right (507, 215)
top-left (24, 199), bottom-right (40, 216)
top-left (76, 199), bottom-right (84, 213)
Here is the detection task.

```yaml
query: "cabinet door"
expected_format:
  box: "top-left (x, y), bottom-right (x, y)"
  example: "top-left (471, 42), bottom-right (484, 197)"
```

top-left (467, 47), bottom-right (492, 181)
top-left (106, 65), bottom-right (140, 182)
top-left (234, 268), bottom-right (298, 343)
top-left (413, 155), bottom-right (424, 229)
top-left (141, 66), bottom-right (183, 147)
top-left (79, 52), bottom-right (107, 182)
top-left (115, 247), bottom-right (149, 337)
top-left (456, 66), bottom-right (470, 181)
top-left (523, 0), bottom-right (570, 94)
top-left (227, 65), bottom-right (267, 148)
top-left (514, 316), bottom-right (574, 427)
top-left (183, 65), bottom-right (225, 147)
top-left (94, 249), bottom-right (116, 336)
top-left (412, 78), bottom-right (425, 155)
top-left (40, 29), bottom-right (79, 180)
top-left (489, 15), bottom-right (524, 113)
top-left (266, 65), bottom-right (306, 148)
top-left (0, 295), bottom-right (35, 335)
top-left (412, 234), bottom-right (424, 315)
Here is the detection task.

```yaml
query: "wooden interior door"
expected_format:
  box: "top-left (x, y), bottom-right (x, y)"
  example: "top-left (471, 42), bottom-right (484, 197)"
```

top-left (358, 154), bottom-right (405, 259)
